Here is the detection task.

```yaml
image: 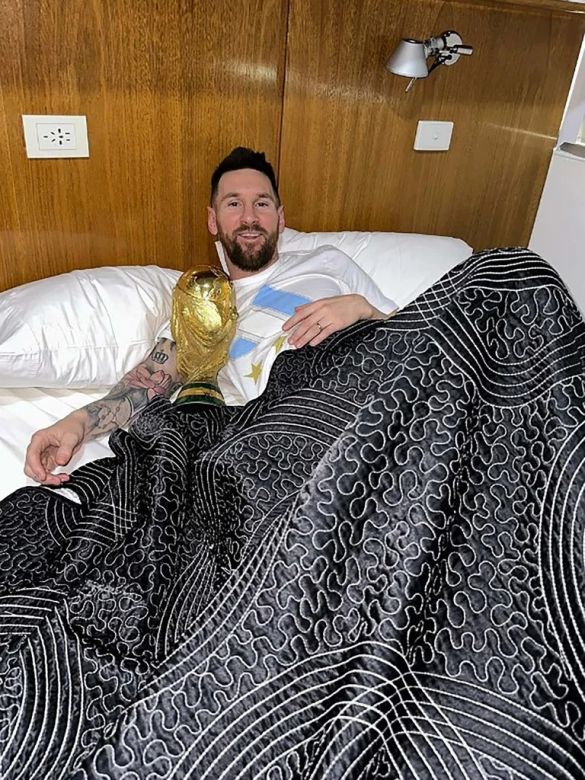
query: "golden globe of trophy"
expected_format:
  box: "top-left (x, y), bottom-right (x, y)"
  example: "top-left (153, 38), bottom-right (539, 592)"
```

top-left (171, 265), bottom-right (237, 407)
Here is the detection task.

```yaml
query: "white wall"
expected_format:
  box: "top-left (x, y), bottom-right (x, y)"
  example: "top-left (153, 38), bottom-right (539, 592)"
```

top-left (558, 34), bottom-right (585, 146)
top-left (530, 33), bottom-right (585, 315)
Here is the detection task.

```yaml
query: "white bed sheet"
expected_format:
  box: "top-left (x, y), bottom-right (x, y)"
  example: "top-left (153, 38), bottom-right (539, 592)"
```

top-left (0, 386), bottom-right (114, 500)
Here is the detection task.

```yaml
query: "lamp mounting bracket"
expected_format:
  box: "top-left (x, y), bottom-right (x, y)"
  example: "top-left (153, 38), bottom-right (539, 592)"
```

top-left (425, 30), bottom-right (474, 68)
top-left (441, 31), bottom-right (464, 66)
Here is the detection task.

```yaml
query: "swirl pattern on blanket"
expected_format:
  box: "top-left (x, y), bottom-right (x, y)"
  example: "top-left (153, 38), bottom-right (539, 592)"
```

top-left (1, 248), bottom-right (585, 779)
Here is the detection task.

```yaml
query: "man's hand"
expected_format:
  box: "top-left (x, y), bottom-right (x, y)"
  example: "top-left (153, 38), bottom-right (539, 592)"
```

top-left (24, 411), bottom-right (87, 486)
top-left (23, 337), bottom-right (184, 487)
top-left (283, 294), bottom-right (389, 349)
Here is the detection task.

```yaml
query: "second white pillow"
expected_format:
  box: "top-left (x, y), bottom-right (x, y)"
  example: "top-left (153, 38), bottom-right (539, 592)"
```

top-left (0, 265), bottom-right (181, 389)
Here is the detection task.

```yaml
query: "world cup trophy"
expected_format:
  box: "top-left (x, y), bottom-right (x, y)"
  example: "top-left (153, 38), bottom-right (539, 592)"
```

top-left (171, 266), bottom-right (238, 407)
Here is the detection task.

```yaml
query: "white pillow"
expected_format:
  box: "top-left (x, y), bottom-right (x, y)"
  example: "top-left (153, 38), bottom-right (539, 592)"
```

top-left (0, 265), bottom-right (181, 389)
top-left (277, 228), bottom-right (473, 308)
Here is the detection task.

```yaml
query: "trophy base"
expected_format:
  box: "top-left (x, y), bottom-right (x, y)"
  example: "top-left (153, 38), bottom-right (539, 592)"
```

top-left (174, 381), bottom-right (225, 408)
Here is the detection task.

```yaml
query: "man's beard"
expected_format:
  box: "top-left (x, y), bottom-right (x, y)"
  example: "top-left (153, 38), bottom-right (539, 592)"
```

top-left (218, 223), bottom-right (279, 273)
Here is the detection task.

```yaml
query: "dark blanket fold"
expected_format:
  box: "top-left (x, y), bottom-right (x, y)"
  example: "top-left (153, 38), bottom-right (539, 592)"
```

top-left (1, 247), bottom-right (585, 779)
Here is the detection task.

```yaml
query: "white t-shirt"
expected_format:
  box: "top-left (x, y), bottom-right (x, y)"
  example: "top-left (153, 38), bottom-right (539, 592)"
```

top-left (159, 246), bottom-right (396, 406)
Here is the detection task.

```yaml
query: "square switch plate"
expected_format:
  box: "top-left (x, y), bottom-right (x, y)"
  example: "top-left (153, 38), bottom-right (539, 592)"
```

top-left (414, 120), bottom-right (454, 151)
top-left (22, 114), bottom-right (89, 158)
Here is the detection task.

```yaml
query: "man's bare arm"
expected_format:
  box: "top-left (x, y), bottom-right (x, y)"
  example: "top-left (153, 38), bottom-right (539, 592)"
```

top-left (25, 338), bottom-right (184, 485)
top-left (82, 338), bottom-right (183, 440)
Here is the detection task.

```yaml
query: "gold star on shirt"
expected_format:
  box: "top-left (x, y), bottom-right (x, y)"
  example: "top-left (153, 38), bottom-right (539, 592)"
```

top-left (273, 334), bottom-right (287, 354)
top-left (245, 361), bottom-right (263, 384)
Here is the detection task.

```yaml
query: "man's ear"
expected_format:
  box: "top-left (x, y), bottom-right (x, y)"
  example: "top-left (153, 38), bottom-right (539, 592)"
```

top-left (207, 206), bottom-right (218, 236)
top-left (278, 205), bottom-right (285, 234)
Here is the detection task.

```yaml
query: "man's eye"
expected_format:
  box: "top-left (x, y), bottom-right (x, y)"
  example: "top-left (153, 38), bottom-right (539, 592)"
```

top-left (256, 201), bottom-right (270, 208)
top-left (227, 201), bottom-right (240, 208)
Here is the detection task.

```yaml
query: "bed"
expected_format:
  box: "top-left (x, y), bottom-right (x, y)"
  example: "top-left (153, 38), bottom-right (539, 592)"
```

top-left (0, 228), bottom-right (472, 499)
top-left (2, 232), bottom-right (585, 780)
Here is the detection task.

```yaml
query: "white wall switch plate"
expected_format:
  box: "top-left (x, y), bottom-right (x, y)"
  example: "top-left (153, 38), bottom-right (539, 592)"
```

top-left (22, 115), bottom-right (89, 158)
top-left (414, 120), bottom-right (454, 151)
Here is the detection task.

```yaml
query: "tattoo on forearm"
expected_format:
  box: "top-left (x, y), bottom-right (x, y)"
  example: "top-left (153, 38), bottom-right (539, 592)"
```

top-left (84, 398), bottom-right (131, 439)
top-left (81, 339), bottom-right (182, 440)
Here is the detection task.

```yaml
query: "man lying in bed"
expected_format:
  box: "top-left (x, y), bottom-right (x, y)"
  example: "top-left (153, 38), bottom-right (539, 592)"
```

top-left (25, 146), bottom-right (396, 487)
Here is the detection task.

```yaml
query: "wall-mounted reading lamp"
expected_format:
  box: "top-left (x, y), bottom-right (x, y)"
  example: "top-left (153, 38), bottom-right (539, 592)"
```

top-left (386, 31), bottom-right (474, 92)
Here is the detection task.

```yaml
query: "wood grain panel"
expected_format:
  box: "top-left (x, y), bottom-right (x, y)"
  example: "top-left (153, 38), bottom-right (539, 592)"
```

top-left (2, 0), bottom-right (583, 288)
top-left (279, 0), bottom-right (585, 250)
top-left (0, 0), bottom-right (287, 290)
top-left (464, 0), bottom-right (585, 15)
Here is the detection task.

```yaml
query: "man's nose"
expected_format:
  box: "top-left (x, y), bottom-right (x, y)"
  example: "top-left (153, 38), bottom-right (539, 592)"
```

top-left (241, 203), bottom-right (256, 223)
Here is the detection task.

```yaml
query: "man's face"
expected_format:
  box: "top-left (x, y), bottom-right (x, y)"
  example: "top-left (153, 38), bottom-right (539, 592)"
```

top-left (207, 169), bottom-right (285, 277)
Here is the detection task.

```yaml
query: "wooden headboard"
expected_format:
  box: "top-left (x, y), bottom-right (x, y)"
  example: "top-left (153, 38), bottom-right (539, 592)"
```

top-left (1, 0), bottom-right (584, 291)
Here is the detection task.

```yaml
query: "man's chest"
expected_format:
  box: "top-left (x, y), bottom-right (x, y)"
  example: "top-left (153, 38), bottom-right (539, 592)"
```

top-left (230, 276), bottom-right (344, 358)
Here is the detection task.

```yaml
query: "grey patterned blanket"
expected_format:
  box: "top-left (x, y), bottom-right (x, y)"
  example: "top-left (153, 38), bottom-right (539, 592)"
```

top-left (1, 248), bottom-right (585, 779)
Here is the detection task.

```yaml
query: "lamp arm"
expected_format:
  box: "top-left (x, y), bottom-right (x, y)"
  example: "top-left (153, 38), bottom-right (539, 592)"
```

top-left (427, 32), bottom-right (474, 71)
top-left (453, 44), bottom-right (474, 55)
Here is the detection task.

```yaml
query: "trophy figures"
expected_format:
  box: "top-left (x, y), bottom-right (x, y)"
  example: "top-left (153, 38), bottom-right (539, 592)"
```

top-left (171, 266), bottom-right (237, 407)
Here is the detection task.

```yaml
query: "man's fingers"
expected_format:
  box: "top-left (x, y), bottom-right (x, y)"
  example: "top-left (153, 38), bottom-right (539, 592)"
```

top-left (24, 454), bottom-right (71, 485)
top-left (309, 323), bottom-right (334, 346)
top-left (45, 472), bottom-right (71, 486)
top-left (37, 472), bottom-right (71, 487)
top-left (283, 303), bottom-right (321, 331)
top-left (54, 432), bottom-right (81, 466)
top-left (24, 430), bottom-right (79, 483)
top-left (290, 320), bottom-right (332, 348)
top-left (24, 437), bottom-right (48, 482)
top-left (23, 461), bottom-right (45, 482)
top-left (282, 311), bottom-right (299, 331)
top-left (288, 321), bottom-right (318, 347)
top-left (55, 447), bottom-right (73, 466)
top-left (283, 314), bottom-right (300, 331)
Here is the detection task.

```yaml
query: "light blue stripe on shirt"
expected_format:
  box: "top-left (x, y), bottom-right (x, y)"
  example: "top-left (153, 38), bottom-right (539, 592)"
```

top-left (252, 285), bottom-right (310, 317)
top-left (229, 337), bottom-right (258, 359)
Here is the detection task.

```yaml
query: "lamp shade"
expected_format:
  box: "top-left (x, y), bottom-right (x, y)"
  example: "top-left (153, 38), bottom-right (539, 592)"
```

top-left (385, 39), bottom-right (428, 78)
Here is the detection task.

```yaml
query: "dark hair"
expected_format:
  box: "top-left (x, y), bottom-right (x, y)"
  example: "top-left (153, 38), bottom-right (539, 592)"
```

top-left (210, 147), bottom-right (280, 205)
